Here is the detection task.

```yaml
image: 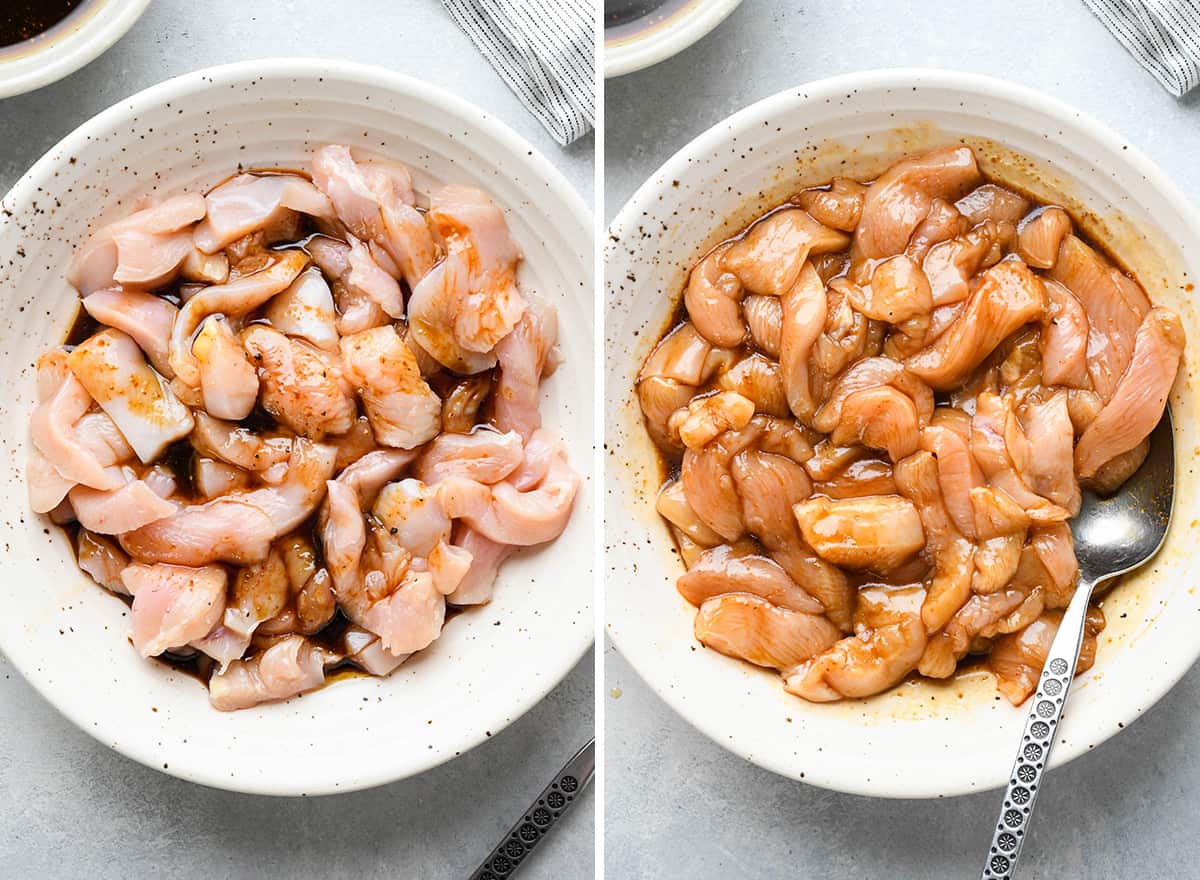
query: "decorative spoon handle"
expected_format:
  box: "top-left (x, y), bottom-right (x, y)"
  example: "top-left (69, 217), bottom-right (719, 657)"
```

top-left (469, 739), bottom-right (596, 880)
top-left (980, 580), bottom-right (1098, 879)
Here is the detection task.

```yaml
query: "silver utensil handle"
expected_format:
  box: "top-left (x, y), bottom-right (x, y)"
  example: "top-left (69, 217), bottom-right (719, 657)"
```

top-left (469, 739), bottom-right (596, 880)
top-left (981, 581), bottom-right (1097, 879)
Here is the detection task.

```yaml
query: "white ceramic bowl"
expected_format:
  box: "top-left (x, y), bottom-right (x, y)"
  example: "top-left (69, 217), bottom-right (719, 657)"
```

top-left (0, 0), bottom-right (151, 98)
top-left (604, 0), bottom-right (742, 78)
top-left (605, 68), bottom-right (1200, 798)
top-left (0, 59), bottom-right (594, 796)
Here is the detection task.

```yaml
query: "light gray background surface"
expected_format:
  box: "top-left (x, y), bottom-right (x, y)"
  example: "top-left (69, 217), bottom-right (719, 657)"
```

top-left (0, 2), bottom-right (594, 879)
top-left (605, 2), bottom-right (1200, 878)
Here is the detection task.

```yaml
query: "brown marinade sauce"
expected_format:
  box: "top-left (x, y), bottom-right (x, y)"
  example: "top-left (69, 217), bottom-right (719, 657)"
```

top-left (0, 0), bottom-right (85, 48)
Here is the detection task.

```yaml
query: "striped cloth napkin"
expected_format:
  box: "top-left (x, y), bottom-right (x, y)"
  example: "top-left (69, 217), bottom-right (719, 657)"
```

top-left (1084, 0), bottom-right (1200, 96)
top-left (443, 0), bottom-right (595, 145)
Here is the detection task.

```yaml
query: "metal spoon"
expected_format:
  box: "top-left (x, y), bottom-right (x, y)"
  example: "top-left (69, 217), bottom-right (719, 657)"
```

top-left (981, 411), bottom-right (1175, 879)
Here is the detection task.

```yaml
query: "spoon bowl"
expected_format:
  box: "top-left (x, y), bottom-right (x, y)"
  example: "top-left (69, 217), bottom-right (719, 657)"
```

top-left (1071, 411), bottom-right (1176, 585)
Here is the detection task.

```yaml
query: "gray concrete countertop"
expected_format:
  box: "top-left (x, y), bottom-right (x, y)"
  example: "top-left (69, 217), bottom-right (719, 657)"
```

top-left (0, 2), bottom-right (593, 878)
top-left (605, 2), bottom-right (1200, 878)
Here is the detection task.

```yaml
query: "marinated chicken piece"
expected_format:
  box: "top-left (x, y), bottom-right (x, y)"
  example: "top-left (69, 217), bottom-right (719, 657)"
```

top-left (221, 545), bottom-right (290, 653)
top-left (194, 173), bottom-right (332, 254)
top-left (795, 178), bottom-right (866, 232)
top-left (67, 329), bottom-right (194, 463)
top-left (68, 194), bottom-right (208, 294)
top-left (445, 524), bottom-right (512, 605)
top-left (262, 266), bottom-right (339, 351)
top-left (340, 326), bottom-right (441, 449)
top-left (494, 297), bottom-right (559, 442)
top-left (715, 354), bottom-right (789, 417)
top-left (918, 587), bottom-right (1029, 678)
top-left (794, 495), bottom-right (926, 573)
top-left (970, 392), bottom-right (1070, 523)
top-left (905, 197), bottom-right (968, 263)
top-left (1075, 308), bottom-right (1183, 478)
top-left (989, 607), bottom-right (1105, 705)
top-left (1011, 522), bottom-right (1079, 609)
top-left (190, 412), bottom-right (292, 477)
top-left (346, 234), bottom-right (405, 318)
top-left (311, 145), bottom-right (436, 289)
top-left (743, 295), bottom-right (782, 357)
top-left (81, 289), bottom-right (178, 377)
top-left (680, 428), bottom-right (752, 543)
top-left (678, 544), bottom-right (825, 613)
top-left (810, 280), bottom-right (886, 395)
top-left (29, 351), bottom-right (122, 492)
top-left (1018, 392), bottom-right (1081, 513)
top-left (779, 263), bottom-right (827, 423)
top-left (1083, 439), bottom-right (1151, 495)
top-left (921, 221), bottom-right (1000, 306)
top-left (852, 255), bottom-right (933, 324)
top-left (437, 441), bottom-right (579, 546)
top-left (409, 186), bottom-right (526, 373)
top-left (1017, 206), bottom-right (1071, 269)
top-left (656, 480), bottom-right (724, 547)
top-left (170, 250), bottom-right (308, 386)
top-left (68, 473), bottom-right (177, 534)
top-left (441, 374), bottom-right (492, 434)
top-left (122, 562), bottom-right (227, 658)
top-left (1040, 279), bottom-right (1091, 388)
top-left (243, 325), bottom-right (357, 440)
top-left (193, 457), bottom-right (251, 500)
top-left (416, 430), bottom-right (524, 485)
top-left (638, 323), bottom-right (735, 452)
top-left (352, 537), bottom-right (446, 655)
top-left (955, 184), bottom-right (1030, 227)
top-left (784, 586), bottom-right (927, 700)
top-left (894, 452), bottom-right (975, 633)
top-left (192, 316), bottom-right (259, 421)
top-left (333, 448), bottom-right (417, 507)
top-left (815, 457), bottom-right (896, 499)
top-left (685, 244), bottom-right (745, 346)
top-left (305, 235), bottom-right (390, 336)
top-left (373, 479), bottom-right (452, 557)
top-left (722, 209), bottom-right (849, 296)
top-left (343, 625), bottom-right (409, 676)
top-left (918, 412), bottom-right (985, 539)
top-left (1049, 235), bottom-right (1150, 399)
top-left (694, 593), bottom-right (841, 670)
top-left (670, 391), bottom-right (755, 450)
top-left (76, 529), bottom-right (131, 594)
top-left (854, 146), bottom-right (981, 261)
top-left (907, 259), bottom-right (1047, 390)
top-left (209, 634), bottom-right (330, 711)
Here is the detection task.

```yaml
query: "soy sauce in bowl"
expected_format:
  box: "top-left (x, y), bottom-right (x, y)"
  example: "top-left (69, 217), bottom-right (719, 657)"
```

top-left (1, 0), bottom-right (88, 49)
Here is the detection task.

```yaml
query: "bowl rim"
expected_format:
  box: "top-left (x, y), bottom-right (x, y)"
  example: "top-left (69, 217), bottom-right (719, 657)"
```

top-left (605, 66), bottom-right (1200, 798)
top-left (0, 0), bottom-right (153, 99)
top-left (604, 0), bottom-right (743, 78)
top-left (1, 56), bottom-right (593, 796)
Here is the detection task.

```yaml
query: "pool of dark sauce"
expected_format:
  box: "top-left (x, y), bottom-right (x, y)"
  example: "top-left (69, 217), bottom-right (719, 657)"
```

top-left (605, 0), bottom-right (694, 35)
top-left (641, 161), bottom-right (1133, 687)
top-left (0, 0), bottom-right (87, 49)
top-left (59, 168), bottom-right (477, 692)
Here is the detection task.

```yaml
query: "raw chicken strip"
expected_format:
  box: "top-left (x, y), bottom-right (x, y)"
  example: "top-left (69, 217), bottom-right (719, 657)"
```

top-left (721, 209), bottom-right (848, 296)
top-left (495, 297), bottom-right (559, 442)
top-left (122, 562), bottom-right (227, 658)
top-left (796, 178), bottom-right (866, 232)
top-left (779, 262), bottom-right (827, 422)
top-left (30, 350), bottom-right (122, 491)
top-left (81, 289), bottom-right (178, 377)
top-left (1075, 308), bottom-right (1184, 477)
top-left (193, 316), bottom-right (258, 421)
top-left (262, 267), bottom-right (339, 351)
top-left (794, 495), bottom-right (926, 572)
top-left (686, 244), bottom-right (746, 346)
top-left (446, 525), bottom-right (512, 605)
top-left (76, 529), bottom-right (131, 594)
top-left (66, 329), bottom-right (194, 463)
top-left (209, 634), bottom-right (329, 711)
top-left (409, 186), bottom-right (527, 373)
top-left (69, 473), bottom-right (176, 534)
top-left (343, 626), bottom-right (410, 676)
top-left (244, 325), bottom-right (357, 440)
top-left (678, 545), bottom-right (825, 613)
top-left (194, 173), bottom-right (333, 254)
top-left (415, 430), bottom-right (524, 485)
top-left (989, 608), bottom-right (1104, 704)
top-left (121, 497), bottom-right (277, 566)
top-left (340, 326), bottom-right (441, 449)
top-left (694, 593), bottom-right (841, 670)
top-left (1040, 279), bottom-right (1090, 388)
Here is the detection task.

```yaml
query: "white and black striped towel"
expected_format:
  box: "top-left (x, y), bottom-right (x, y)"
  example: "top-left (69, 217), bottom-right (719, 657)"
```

top-left (1084, 0), bottom-right (1200, 96)
top-left (444, 0), bottom-right (595, 145)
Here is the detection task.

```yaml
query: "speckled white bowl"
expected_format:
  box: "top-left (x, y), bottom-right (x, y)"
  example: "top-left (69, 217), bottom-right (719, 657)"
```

top-left (0, 0), bottom-right (151, 98)
top-left (606, 68), bottom-right (1200, 798)
top-left (604, 0), bottom-right (742, 78)
top-left (0, 59), bottom-right (594, 796)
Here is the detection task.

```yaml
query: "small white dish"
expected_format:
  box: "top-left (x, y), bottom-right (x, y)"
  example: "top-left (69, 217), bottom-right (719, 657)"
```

top-left (605, 68), bottom-right (1200, 798)
top-left (0, 58), bottom-right (594, 796)
top-left (0, 0), bottom-right (151, 99)
top-left (604, 0), bottom-right (742, 78)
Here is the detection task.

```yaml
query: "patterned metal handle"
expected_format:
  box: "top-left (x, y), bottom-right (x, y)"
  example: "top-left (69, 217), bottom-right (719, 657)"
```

top-left (980, 579), bottom-right (1098, 879)
top-left (469, 739), bottom-right (595, 880)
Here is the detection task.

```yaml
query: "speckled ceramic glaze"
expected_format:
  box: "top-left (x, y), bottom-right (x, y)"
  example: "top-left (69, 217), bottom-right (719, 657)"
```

top-left (606, 69), bottom-right (1200, 798)
top-left (0, 0), bottom-right (151, 98)
top-left (0, 59), bottom-right (594, 796)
